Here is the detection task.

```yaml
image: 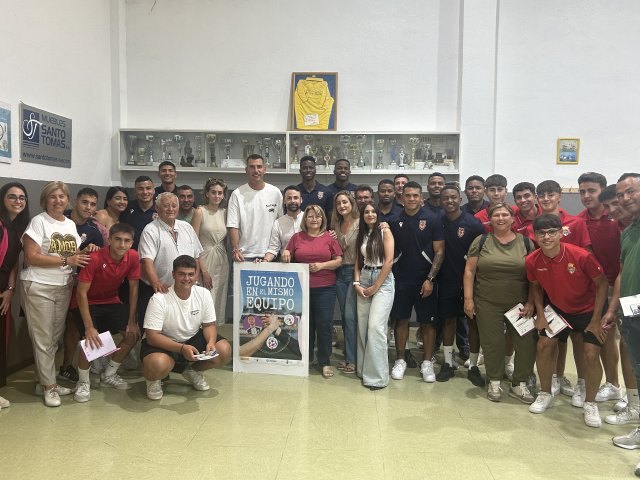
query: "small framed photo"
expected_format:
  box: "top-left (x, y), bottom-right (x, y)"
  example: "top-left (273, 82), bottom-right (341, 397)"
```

top-left (557, 138), bottom-right (580, 165)
top-left (290, 72), bottom-right (338, 131)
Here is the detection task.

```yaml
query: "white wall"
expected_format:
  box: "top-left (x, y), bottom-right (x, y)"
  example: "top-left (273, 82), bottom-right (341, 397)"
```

top-left (0, 0), bottom-right (115, 185)
top-left (124, 0), bottom-right (460, 131)
top-left (494, 0), bottom-right (640, 188)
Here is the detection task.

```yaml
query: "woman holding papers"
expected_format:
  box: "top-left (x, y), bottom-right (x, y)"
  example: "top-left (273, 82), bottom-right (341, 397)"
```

top-left (463, 203), bottom-right (536, 403)
top-left (20, 182), bottom-right (91, 407)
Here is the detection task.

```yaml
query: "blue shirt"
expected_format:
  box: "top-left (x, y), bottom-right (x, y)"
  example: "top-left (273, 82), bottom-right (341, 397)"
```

top-left (326, 182), bottom-right (357, 214)
top-left (461, 200), bottom-right (489, 216)
top-left (440, 211), bottom-right (484, 287)
top-left (390, 208), bottom-right (444, 285)
top-left (64, 210), bottom-right (104, 250)
top-left (378, 204), bottom-right (403, 224)
top-left (297, 181), bottom-right (331, 213)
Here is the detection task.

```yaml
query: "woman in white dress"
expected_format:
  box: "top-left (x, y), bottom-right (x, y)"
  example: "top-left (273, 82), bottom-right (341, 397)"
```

top-left (192, 178), bottom-right (228, 323)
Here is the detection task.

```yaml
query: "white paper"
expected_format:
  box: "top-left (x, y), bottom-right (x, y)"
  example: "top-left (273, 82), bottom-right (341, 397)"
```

top-left (539, 305), bottom-right (571, 338)
top-left (620, 295), bottom-right (640, 317)
top-left (504, 303), bottom-right (535, 336)
top-left (80, 331), bottom-right (119, 362)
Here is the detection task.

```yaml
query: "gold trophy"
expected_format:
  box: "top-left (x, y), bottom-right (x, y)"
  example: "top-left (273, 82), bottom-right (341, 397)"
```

top-left (408, 137), bottom-right (419, 169)
top-left (126, 135), bottom-right (138, 166)
top-left (206, 134), bottom-right (217, 167)
top-left (291, 138), bottom-right (300, 168)
top-left (389, 138), bottom-right (398, 169)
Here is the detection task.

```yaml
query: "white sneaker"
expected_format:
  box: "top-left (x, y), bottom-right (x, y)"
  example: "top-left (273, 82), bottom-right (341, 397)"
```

top-left (529, 392), bottom-right (554, 413)
top-left (504, 363), bottom-right (514, 381)
top-left (559, 375), bottom-right (574, 396)
top-left (35, 384), bottom-right (73, 396)
top-left (420, 360), bottom-right (436, 383)
top-left (0, 396), bottom-right (10, 409)
top-left (509, 382), bottom-right (534, 404)
top-left (595, 382), bottom-right (622, 402)
top-left (571, 381), bottom-right (586, 408)
top-left (100, 373), bottom-right (132, 390)
top-left (583, 401), bottom-right (601, 427)
top-left (182, 368), bottom-right (210, 391)
top-left (605, 406), bottom-right (640, 425)
top-left (391, 359), bottom-right (407, 380)
top-left (43, 388), bottom-right (61, 407)
top-left (551, 374), bottom-right (560, 396)
top-left (487, 382), bottom-right (502, 402)
top-left (74, 381), bottom-right (91, 403)
top-left (615, 396), bottom-right (629, 412)
top-left (146, 380), bottom-right (163, 400)
top-left (613, 427), bottom-right (640, 450)
top-left (90, 356), bottom-right (107, 375)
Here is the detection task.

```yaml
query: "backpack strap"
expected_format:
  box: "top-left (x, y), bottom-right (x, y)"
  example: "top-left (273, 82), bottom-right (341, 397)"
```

top-left (478, 233), bottom-right (489, 253)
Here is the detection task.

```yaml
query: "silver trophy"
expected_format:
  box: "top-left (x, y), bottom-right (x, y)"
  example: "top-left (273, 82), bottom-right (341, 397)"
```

top-left (321, 144), bottom-right (332, 169)
top-left (355, 134), bottom-right (367, 168)
top-left (126, 135), bottom-right (138, 166)
top-left (145, 135), bottom-right (155, 166)
top-left (194, 135), bottom-right (204, 167)
top-left (389, 139), bottom-right (398, 168)
top-left (339, 135), bottom-right (351, 159)
top-left (398, 146), bottom-right (406, 169)
top-left (303, 135), bottom-right (314, 156)
top-left (408, 137), bottom-right (419, 169)
top-left (174, 134), bottom-right (184, 164)
top-left (223, 138), bottom-right (234, 160)
top-left (242, 139), bottom-right (255, 159)
top-left (291, 138), bottom-right (300, 168)
top-left (375, 138), bottom-right (385, 169)
top-left (206, 134), bottom-right (217, 167)
top-left (262, 137), bottom-right (272, 167)
top-left (273, 139), bottom-right (284, 168)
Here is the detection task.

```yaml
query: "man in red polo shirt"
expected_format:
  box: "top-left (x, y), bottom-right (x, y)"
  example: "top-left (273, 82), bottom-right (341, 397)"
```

top-left (512, 182), bottom-right (540, 235)
top-left (577, 172), bottom-right (624, 406)
top-left (474, 174), bottom-right (519, 233)
top-left (70, 223), bottom-right (141, 403)
top-left (526, 214), bottom-right (608, 428)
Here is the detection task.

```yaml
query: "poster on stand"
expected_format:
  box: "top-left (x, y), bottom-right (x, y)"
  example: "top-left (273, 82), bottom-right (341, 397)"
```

top-left (233, 262), bottom-right (309, 377)
top-left (0, 101), bottom-right (11, 164)
top-left (20, 102), bottom-right (72, 168)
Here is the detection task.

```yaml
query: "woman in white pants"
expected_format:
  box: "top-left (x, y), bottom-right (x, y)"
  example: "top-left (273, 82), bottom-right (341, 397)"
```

top-left (354, 204), bottom-right (395, 390)
top-left (20, 182), bottom-right (90, 407)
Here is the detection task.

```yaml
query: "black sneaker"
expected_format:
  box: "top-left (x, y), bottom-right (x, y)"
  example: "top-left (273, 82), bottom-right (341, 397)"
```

top-left (57, 365), bottom-right (79, 384)
top-left (468, 366), bottom-right (486, 387)
top-left (436, 363), bottom-right (455, 382)
top-left (404, 350), bottom-right (417, 368)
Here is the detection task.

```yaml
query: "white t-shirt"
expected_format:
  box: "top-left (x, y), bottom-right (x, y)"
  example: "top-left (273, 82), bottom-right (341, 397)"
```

top-left (266, 211), bottom-right (303, 256)
top-left (226, 183), bottom-right (283, 258)
top-left (139, 218), bottom-right (204, 286)
top-left (144, 285), bottom-right (216, 342)
top-left (20, 212), bottom-right (81, 286)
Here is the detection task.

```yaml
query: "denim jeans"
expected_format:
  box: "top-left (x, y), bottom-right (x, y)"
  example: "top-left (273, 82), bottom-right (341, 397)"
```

top-left (336, 264), bottom-right (357, 364)
top-left (620, 317), bottom-right (640, 385)
top-left (310, 285), bottom-right (337, 367)
top-left (356, 269), bottom-right (395, 387)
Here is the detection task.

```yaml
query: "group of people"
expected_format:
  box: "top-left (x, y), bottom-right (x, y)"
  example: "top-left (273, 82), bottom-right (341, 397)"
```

top-left (3, 154), bottom-right (640, 475)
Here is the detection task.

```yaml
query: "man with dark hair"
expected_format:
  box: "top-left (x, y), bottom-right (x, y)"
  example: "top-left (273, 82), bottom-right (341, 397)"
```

top-left (141, 255), bottom-right (231, 400)
top-left (120, 175), bottom-right (156, 251)
top-left (435, 184), bottom-right (484, 385)
top-left (512, 182), bottom-right (540, 235)
top-left (377, 179), bottom-right (402, 223)
top-left (297, 156), bottom-right (330, 212)
top-left (393, 174), bottom-right (409, 208)
top-left (355, 184), bottom-right (374, 209)
top-left (176, 184), bottom-right (196, 223)
top-left (263, 186), bottom-right (303, 262)
top-left (71, 223), bottom-right (141, 402)
top-left (462, 175), bottom-right (488, 215)
top-left (424, 172), bottom-right (445, 215)
top-left (576, 172), bottom-right (623, 406)
top-left (389, 181), bottom-right (444, 383)
top-left (154, 160), bottom-right (178, 197)
top-left (326, 159), bottom-right (358, 211)
top-left (474, 174), bottom-right (517, 233)
top-left (527, 214), bottom-right (608, 428)
top-left (227, 154), bottom-right (283, 262)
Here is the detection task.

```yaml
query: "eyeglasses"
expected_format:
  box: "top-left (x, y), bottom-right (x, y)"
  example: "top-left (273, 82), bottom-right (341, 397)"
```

top-left (306, 215), bottom-right (322, 220)
top-left (7, 194), bottom-right (27, 202)
top-left (535, 228), bottom-right (561, 238)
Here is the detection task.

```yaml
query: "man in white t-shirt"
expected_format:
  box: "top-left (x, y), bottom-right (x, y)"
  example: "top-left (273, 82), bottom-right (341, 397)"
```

top-left (141, 255), bottom-right (231, 400)
top-left (227, 154), bottom-right (283, 262)
top-left (263, 185), bottom-right (303, 262)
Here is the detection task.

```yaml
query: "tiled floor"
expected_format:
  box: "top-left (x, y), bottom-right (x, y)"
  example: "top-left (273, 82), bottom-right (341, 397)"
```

top-left (0, 327), bottom-right (636, 479)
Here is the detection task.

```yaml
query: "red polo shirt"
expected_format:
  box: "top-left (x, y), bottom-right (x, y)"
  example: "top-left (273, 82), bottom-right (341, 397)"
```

top-left (576, 209), bottom-right (621, 284)
top-left (70, 247), bottom-right (141, 308)
top-left (525, 243), bottom-right (603, 314)
top-left (512, 205), bottom-right (541, 235)
top-left (526, 208), bottom-right (591, 248)
top-left (475, 204), bottom-right (520, 233)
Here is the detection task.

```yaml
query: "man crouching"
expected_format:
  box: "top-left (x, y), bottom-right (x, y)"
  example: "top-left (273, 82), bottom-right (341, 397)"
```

top-left (141, 255), bottom-right (231, 400)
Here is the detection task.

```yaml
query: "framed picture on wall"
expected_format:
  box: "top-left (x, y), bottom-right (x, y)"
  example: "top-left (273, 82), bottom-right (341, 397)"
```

top-left (290, 72), bottom-right (338, 131)
top-left (557, 138), bottom-right (580, 165)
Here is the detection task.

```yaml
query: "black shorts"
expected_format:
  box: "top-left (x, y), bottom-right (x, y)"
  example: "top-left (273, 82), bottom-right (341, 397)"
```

top-left (438, 284), bottom-right (464, 320)
top-left (71, 304), bottom-right (129, 337)
top-left (538, 306), bottom-right (603, 347)
top-left (391, 282), bottom-right (438, 325)
top-left (140, 330), bottom-right (226, 372)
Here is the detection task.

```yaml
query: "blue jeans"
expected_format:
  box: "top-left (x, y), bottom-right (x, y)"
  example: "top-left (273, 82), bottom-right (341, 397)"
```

top-left (310, 285), bottom-right (337, 367)
top-left (620, 317), bottom-right (640, 385)
top-left (336, 264), bottom-right (357, 364)
top-left (356, 269), bottom-right (395, 387)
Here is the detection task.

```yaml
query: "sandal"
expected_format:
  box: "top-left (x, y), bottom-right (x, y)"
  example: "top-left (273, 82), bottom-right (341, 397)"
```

top-left (343, 363), bottom-right (356, 374)
top-left (337, 361), bottom-right (347, 370)
top-left (322, 366), bottom-right (334, 378)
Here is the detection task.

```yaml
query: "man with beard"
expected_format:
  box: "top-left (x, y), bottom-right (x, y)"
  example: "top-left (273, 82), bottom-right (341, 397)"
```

top-left (176, 185), bottom-right (196, 223)
top-left (377, 179), bottom-right (402, 223)
top-left (424, 173), bottom-right (445, 216)
top-left (263, 186), bottom-right (304, 262)
top-left (355, 185), bottom-right (374, 210)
